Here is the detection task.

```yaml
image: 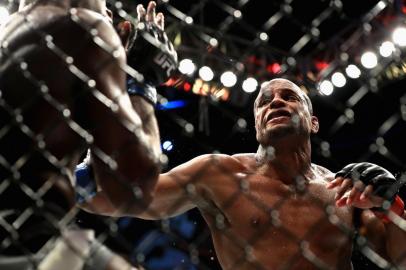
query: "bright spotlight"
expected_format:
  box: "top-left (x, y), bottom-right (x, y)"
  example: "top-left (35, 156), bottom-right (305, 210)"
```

top-left (198, 66), bottom-right (214, 81)
top-left (209, 38), bottom-right (218, 47)
top-left (220, 71), bottom-right (237, 87)
top-left (178, 59), bottom-right (196, 75)
top-left (331, 72), bottom-right (346, 88)
top-left (379, 41), bottom-right (395, 57)
top-left (233, 10), bottom-right (242, 18)
top-left (319, 80), bottom-right (334, 96)
top-left (259, 32), bottom-right (268, 41)
top-left (0, 7), bottom-right (10, 25)
top-left (185, 16), bottom-right (194, 25)
top-left (345, 64), bottom-right (361, 79)
top-left (393, 27), bottom-right (406, 47)
top-left (162, 140), bottom-right (173, 151)
top-left (360, 51), bottom-right (378, 69)
top-left (242, 77), bottom-right (258, 93)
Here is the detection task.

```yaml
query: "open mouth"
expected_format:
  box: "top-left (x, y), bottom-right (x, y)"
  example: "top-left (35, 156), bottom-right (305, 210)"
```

top-left (266, 110), bottom-right (291, 123)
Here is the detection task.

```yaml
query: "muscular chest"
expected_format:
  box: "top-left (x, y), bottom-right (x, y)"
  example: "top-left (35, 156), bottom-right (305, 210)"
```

top-left (206, 173), bottom-right (353, 240)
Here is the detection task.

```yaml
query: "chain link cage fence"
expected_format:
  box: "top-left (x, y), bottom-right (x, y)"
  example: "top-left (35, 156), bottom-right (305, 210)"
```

top-left (1, 0), bottom-right (406, 269)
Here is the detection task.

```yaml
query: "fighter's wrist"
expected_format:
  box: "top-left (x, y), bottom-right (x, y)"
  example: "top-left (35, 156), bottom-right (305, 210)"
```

top-left (126, 77), bottom-right (157, 105)
top-left (75, 161), bottom-right (97, 203)
top-left (371, 195), bottom-right (405, 224)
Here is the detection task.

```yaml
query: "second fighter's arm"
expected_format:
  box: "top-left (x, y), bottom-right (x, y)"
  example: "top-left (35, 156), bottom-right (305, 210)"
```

top-left (80, 0), bottom-right (178, 214)
top-left (71, 9), bottom-right (161, 211)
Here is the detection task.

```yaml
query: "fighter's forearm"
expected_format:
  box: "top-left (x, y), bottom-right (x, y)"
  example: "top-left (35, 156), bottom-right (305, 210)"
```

top-left (129, 96), bottom-right (161, 162)
top-left (78, 191), bottom-right (126, 217)
top-left (385, 211), bottom-right (406, 267)
top-left (76, 142), bottom-right (159, 214)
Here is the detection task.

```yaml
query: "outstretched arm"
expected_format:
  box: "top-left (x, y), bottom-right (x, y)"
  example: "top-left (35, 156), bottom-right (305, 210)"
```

top-left (79, 153), bottom-right (243, 219)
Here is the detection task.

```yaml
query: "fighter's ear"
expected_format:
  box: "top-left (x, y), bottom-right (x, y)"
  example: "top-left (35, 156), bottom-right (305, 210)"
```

top-left (311, 116), bottom-right (319, 134)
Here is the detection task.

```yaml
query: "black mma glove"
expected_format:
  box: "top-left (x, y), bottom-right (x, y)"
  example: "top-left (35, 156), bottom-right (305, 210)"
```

top-left (336, 163), bottom-right (405, 223)
top-left (126, 20), bottom-right (178, 105)
top-left (335, 162), bottom-right (400, 202)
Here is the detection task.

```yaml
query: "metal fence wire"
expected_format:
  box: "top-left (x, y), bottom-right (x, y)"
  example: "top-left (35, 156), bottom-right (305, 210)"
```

top-left (1, 0), bottom-right (406, 269)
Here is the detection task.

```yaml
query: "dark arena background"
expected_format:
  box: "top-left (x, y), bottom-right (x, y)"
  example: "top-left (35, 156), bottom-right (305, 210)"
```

top-left (1, 0), bottom-right (406, 269)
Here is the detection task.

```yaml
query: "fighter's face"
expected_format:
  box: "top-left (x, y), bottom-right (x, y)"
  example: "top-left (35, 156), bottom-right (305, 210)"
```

top-left (254, 79), bottom-right (319, 145)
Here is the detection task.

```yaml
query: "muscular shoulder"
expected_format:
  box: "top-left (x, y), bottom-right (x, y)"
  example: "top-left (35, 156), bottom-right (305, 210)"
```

top-left (232, 153), bottom-right (257, 169)
top-left (161, 154), bottom-right (249, 202)
top-left (166, 153), bottom-right (249, 180)
top-left (311, 163), bottom-right (334, 182)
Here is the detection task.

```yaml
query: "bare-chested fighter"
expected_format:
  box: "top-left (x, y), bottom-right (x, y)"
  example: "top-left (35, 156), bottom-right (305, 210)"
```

top-left (81, 77), bottom-right (406, 270)
top-left (0, 0), bottom-right (173, 269)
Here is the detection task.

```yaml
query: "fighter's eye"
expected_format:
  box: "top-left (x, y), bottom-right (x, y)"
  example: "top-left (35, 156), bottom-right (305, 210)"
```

top-left (258, 98), bottom-right (270, 107)
top-left (284, 94), bottom-right (299, 101)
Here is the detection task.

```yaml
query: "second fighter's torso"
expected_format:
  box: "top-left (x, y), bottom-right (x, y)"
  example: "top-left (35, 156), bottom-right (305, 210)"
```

top-left (198, 154), bottom-right (354, 270)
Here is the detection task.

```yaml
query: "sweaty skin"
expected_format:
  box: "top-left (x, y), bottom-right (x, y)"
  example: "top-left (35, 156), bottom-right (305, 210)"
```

top-left (171, 154), bottom-right (354, 270)
top-left (83, 79), bottom-right (359, 269)
top-left (156, 80), bottom-right (346, 269)
top-left (84, 79), bottom-right (406, 269)
top-left (160, 79), bottom-right (353, 269)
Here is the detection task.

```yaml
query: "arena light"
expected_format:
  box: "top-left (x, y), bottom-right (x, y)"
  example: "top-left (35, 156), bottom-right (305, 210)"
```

top-left (185, 16), bottom-right (194, 25)
top-left (379, 41), bottom-right (395, 57)
top-left (267, 63), bottom-right (281, 74)
top-left (233, 10), bottom-right (242, 19)
top-left (319, 80), bottom-right (334, 96)
top-left (0, 6), bottom-right (10, 25)
top-left (178, 59), bottom-right (196, 75)
top-left (198, 66), bottom-right (214, 82)
top-left (392, 27), bottom-right (406, 47)
top-left (360, 51), bottom-right (378, 69)
top-left (331, 72), bottom-right (346, 88)
top-left (162, 140), bottom-right (174, 151)
top-left (242, 77), bottom-right (258, 93)
top-left (192, 79), bottom-right (230, 101)
top-left (209, 38), bottom-right (218, 47)
top-left (220, 71), bottom-right (237, 87)
top-left (345, 64), bottom-right (361, 79)
top-left (259, 32), bottom-right (268, 41)
top-left (157, 100), bottom-right (188, 110)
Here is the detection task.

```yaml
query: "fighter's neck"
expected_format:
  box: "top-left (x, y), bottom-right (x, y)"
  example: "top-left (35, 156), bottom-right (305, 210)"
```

top-left (255, 141), bottom-right (313, 183)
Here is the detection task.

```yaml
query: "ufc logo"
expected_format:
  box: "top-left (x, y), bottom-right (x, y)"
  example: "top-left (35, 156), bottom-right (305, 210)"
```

top-left (154, 52), bottom-right (177, 77)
